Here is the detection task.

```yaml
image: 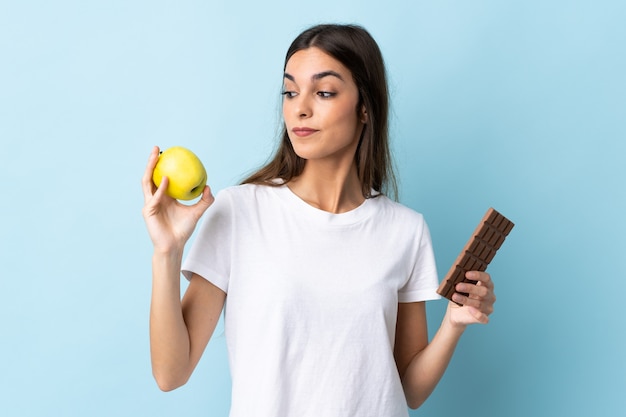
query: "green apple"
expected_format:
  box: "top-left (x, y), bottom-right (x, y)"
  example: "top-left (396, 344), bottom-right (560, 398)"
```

top-left (152, 146), bottom-right (207, 201)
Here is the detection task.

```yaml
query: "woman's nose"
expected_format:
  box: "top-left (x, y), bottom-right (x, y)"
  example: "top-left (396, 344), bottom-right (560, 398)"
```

top-left (295, 95), bottom-right (312, 118)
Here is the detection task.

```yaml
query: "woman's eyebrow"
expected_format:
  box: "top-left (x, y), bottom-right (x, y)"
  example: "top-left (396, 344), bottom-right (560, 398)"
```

top-left (283, 70), bottom-right (345, 82)
top-left (312, 70), bottom-right (344, 81)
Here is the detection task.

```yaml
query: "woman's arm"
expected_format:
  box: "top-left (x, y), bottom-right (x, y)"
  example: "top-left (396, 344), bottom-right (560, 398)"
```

top-left (395, 271), bottom-right (495, 409)
top-left (394, 301), bottom-right (464, 409)
top-left (150, 265), bottom-right (226, 391)
top-left (142, 146), bottom-right (224, 391)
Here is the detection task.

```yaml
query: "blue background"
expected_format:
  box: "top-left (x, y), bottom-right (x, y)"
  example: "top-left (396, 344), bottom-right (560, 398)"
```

top-left (1, 1), bottom-right (624, 416)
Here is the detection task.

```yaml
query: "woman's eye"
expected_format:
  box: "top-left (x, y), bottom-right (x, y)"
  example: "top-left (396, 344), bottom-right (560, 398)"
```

top-left (282, 91), bottom-right (297, 98)
top-left (318, 91), bottom-right (336, 98)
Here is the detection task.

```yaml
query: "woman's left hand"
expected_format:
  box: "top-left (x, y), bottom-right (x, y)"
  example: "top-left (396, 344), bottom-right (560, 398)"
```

top-left (448, 271), bottom-right (496, 326)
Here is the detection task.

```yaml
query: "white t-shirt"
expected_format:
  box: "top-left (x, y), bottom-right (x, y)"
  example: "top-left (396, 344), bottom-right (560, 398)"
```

top-left (182, 183), bottom-right (440, 417)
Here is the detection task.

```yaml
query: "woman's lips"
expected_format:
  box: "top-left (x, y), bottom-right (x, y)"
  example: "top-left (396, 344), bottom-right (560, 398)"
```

top-left (292, 127), bottom-right (318, 137)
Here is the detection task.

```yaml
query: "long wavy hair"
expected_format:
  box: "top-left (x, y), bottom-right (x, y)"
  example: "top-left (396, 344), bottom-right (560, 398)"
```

top-left (241, 24), bottom-right (397, 200)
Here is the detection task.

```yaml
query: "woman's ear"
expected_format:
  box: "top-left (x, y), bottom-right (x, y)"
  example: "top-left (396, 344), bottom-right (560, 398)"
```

top-left (360, 106), bottom-right (368, 124)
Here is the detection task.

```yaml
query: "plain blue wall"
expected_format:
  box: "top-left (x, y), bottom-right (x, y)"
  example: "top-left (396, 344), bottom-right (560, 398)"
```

top-left (1, 1), bottom-right (624, 416)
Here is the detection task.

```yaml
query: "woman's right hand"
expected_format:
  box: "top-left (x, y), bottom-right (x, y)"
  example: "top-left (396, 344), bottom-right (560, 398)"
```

top-left (141, 146), bottom-right (215, 253)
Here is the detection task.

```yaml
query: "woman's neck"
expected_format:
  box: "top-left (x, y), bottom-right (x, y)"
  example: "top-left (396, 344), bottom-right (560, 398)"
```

top-left (287, 160), bottom-right (364, 214)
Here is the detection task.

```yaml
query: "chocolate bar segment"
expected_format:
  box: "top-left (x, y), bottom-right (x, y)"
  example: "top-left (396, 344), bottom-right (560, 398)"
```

top-left (436, 208), bottom-right (514, 304)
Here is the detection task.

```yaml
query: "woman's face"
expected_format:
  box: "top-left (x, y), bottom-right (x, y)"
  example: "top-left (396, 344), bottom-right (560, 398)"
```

top-left (282, 47), bottom-right (365, 165)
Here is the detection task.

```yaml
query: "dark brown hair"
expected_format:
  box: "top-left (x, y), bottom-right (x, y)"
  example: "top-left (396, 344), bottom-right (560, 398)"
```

top-left (241, 24), bottom-right (397, 200)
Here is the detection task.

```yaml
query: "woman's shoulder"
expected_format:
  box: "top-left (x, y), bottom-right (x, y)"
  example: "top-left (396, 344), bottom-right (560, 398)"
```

top-left (367, 196), bottom-right (431, 240)
top-left (373, 194), bottom-right (426, 223)
top-left (215, 182), bottom-right (282, 205)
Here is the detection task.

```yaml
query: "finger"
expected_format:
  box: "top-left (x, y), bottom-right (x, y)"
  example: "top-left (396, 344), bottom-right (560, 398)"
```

top-left (451, 292), bottom-right (471, 307)
top-left (142, 146), bottom-right (160, 201)
top-left (453, 280), bottom-right (494, 306)
top-left (153, 175), bottom-right (170, 202)
top-left (459, 279), bottom-right (495, 303)
top-left (456, 280), bottom-right (490, 298)
top-left (452, 291), bottom-right (494, 317)
top-left (142, 174), bottom-right (165, 220)
top-left (466, 271), bottom-right (493, 289)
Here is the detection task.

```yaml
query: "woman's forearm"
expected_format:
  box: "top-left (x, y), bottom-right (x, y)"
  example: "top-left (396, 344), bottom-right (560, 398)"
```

top-left (402, 308), bottom-right (466, 409)
top-left (149, 248), bottom-right (192, 391)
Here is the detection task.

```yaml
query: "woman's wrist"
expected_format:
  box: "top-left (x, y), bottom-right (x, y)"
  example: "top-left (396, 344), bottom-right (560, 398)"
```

top-left (443, 303), bottom-right (468, 334)
top-left (151, 246), bottom-right (184, 283)
top-left (152, 244), bottom-right (184, 260)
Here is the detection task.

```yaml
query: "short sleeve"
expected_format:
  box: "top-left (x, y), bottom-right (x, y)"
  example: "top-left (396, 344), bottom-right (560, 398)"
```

top-left (398, 217), bottom-right (441, 303)
top-left (181, 189), bottom-right (233, 293)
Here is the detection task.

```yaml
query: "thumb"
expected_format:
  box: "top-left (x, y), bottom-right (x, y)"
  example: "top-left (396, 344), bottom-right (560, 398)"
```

top-left (201, 185), bottom-right (214, 205)
top-left (193, 185), bottom-right (215, 215)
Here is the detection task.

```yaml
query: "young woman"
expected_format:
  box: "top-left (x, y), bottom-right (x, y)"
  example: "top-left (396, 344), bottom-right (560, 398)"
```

top-left (142, 24), bottom-right (495, 417)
